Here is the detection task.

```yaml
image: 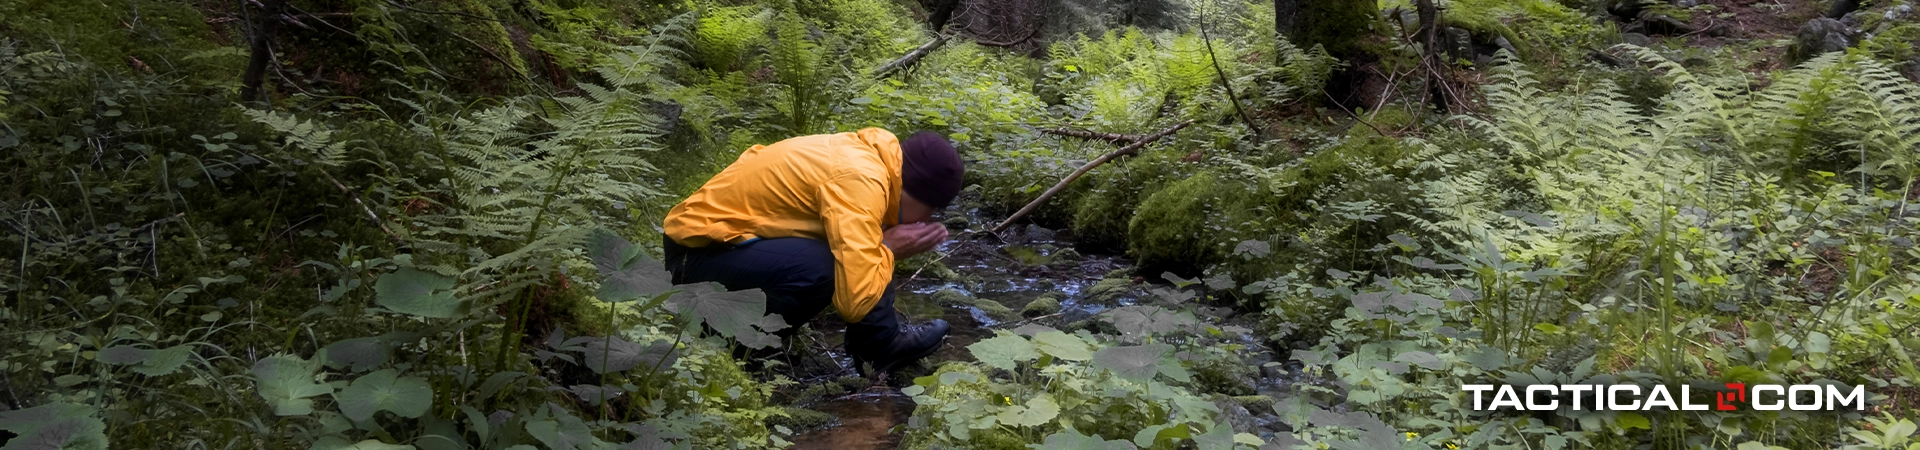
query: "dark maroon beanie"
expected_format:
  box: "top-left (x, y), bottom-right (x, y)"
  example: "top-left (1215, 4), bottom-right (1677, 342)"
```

top-left (900, 131), bottom-right (963, 209)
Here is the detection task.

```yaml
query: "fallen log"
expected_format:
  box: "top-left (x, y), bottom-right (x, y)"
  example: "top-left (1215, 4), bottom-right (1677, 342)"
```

top-left (990, 119), bottom-right (1195, 233)
top-left (873, 34), bottom-right (950, 78)
top-left (1040, 127), bottom-right (1148, 144)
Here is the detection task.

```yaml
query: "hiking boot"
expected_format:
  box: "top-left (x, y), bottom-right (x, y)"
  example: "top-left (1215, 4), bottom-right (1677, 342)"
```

top-left (851, 319), bottom-right (950, 377)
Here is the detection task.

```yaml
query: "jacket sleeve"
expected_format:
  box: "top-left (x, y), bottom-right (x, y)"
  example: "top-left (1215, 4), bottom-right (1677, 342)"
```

top-left (818, 168), bottom-right (895, 322)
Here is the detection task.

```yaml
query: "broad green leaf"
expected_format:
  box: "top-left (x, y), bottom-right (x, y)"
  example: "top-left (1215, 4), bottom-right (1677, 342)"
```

top-left (253, 353), bottom-right (333, 416)
top-left (1615, 412), bottom-right (1651, 430)
top-left (968, 332), bottom-right (1039, 371)
top-left (97, 345), bottom-right (193, 376)
top-left (374, 268), bottom-right (464, 318)
top-left (525, 408), bottom-right (604, 450)
top-left (996, 395), bottom-right (1059, 427)
top-left (1392, 351), bottom-right (1443, 370)
top-left (1193, 422), bottom-right (1236, 450)
top-left (0, 402), bottom-right (108, 450)
top-left (570, 336), bottom-right (677, 374)
top-left (1105, 306), bottom-right (1191, 337)
top-left (321, 337), bottom-right (391, 372)
top-left (587, 230), bottom-right (672, 303)
top-left (335, 369), bottom-right (432, 422)
top-left (311, 438), bottom-right (416, 450)
top-left (666, 283), bottom-right (770, 339)
top-left (1031, 428), bottom-right (1136, 449)
top-left (1093, 344), bottom-right (1173, 381)
top-left (1033, 331), bottom-right (1093, 361)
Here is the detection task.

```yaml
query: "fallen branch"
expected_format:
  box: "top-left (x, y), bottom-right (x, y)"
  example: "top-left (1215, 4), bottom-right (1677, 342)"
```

top-left (873, 34), bottom-right (950, 78)
top-left (990, 120), bottom-right (1194, 233)
top-left (1198, 13), bottom-right (1262, 138)
top-left (1040, 127), bottom-right (1147, 144)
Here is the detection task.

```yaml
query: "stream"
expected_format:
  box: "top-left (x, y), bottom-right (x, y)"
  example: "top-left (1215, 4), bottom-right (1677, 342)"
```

top-left (778, 220), bottom-right (1304, 448)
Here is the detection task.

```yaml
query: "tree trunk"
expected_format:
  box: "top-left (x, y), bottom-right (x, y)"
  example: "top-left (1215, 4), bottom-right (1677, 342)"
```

top-left (1415, 0), bottom-right (1448, 112)
top-left (241, 0), bottom-right (283, 106)
top-left (926, 0), bottom-right (960, 32)
top-left (1273, 0), bottom-right (1384, 112)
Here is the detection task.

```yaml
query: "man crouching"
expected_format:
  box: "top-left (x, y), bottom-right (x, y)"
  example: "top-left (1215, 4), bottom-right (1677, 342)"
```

top-left (661, 129), bottom-right (959, 376)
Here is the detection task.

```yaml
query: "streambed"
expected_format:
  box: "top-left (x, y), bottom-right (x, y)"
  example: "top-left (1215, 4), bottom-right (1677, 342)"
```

top-left (779, 222), bottom-right (1303, 448)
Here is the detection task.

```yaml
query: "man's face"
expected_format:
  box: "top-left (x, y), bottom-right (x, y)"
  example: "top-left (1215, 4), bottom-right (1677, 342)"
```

top-left (900, 193), bottom-right (936, 224)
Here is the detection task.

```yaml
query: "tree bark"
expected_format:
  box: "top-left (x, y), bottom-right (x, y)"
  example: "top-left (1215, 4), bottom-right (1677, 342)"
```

top-left (992, 120), bottom-right (1194, 233)
top-left (873, 34), bottom-right (950, 78)
top-left (1273, 0), bottom-right (1385, 112)
top-left (240, 0), bottom-right (283, 106)
top-left (1415, 0), bottom-right (1449, 112)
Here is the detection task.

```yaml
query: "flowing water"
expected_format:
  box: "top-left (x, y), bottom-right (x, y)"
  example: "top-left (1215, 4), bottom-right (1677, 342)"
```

top-left (781, 222), bottom-right (1301, 448)
top-left (784, 223), bottom-right (1136, 449)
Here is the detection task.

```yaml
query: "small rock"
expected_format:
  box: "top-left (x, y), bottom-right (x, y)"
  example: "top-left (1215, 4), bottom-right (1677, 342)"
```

top-left (1672, 0), bottom-right (1697, 8)
top-left (1446, 27), bottom-right (1474, 61)
top-left (1063, 318), bottom-right (1118, 335)
top-left (1889, 3), bottom-right (1914, 22)
top-left (941, 215), bottom-right (970, 231)
top-left (1212, 396), bottom-right (1259, 434)
top-left (1231, 395), bottom-right (1277, 413)
top-left (1104, 268), bottom-right (1133, 278)
top-left (1051, 248), bottom-right (1081, 262)
top-left (1084, 278), bottom-right (1135, 305)
top-left (1020, 293), bottom-right (1062, 318)
top-left (1902, 60), bottom-right (1920, 84)
top-left (932, 288), bottom-right (1016, 321)
top-left (1621, 32), bottom-right (1654, 46)
top-left (1023, 224), bottom-right (1055, 241)
top-left (1789, 18), bottom-right (1854, 63)
top-left (1493, 36), bottom-right (1517, 55)
top-left (1261, 363), bottom-right (1290, 380)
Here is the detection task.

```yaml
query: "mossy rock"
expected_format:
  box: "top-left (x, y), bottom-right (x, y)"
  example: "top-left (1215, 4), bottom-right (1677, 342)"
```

top-left (1071, 149), bottom-right (1193, 251)
top-left (1020, 293), bottom-right (1062, 318)
top-left (1063, 318), bottom-right (1120, 335)
top-left (1231, 395), bottom-right (1277, 412)
top-left (1127, 170), bottom-right (1239, 276)
top-left (930, 288), bottom-right (1017, 321)
top-left (766, 407), bottom-right (835, 431)
top-left (1084, 278), bottom-right (1137, 305)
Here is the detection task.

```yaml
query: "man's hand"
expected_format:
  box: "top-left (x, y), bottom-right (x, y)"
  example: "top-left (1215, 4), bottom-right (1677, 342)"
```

top-left (883, 222), bottom-right (948, 258)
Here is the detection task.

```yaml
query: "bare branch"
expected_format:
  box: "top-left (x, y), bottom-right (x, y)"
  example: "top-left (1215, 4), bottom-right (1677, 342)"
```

top-left (991, 120), bottom-right (1195, 233)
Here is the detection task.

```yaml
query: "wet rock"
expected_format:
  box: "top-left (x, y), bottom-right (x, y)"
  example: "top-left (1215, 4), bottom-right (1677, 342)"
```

top-left (940, 215), bottom-right (970, 231)
top-left (1084, 278), bottom-right (1136, 305)
top-left (931, 288), bottom-right (1016, 321)
top-left (1232, 395), bottom-right (1277, 413)
top-left (1446, 27), bottom-right (1473, 61)
top-left (1051, 247), bottom-right (1082, 263)
top-left (1104, 268), bottom-right (1133, 278)
top-left (1063, 317), bottom-right (1119, 335)
top-left (1672, 0), bottom-right (1697, 8)
top-left (1789, 18), bottom-right (1854, 63)
top-left (768, 407), bottom-right (836, 431)
top-left (1890, 3), bottom-right (1915, 22)
top-left (1213, 396), bottom-right (1259, 434)
top-left (1023, 224), bottom-right (1055, 241)
top-left (1020, 293), bottom-right (1062, 318)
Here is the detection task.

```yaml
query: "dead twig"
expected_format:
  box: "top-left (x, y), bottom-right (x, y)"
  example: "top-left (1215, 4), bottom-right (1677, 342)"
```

top-left (873, 34), bottom-right (950, 78)
top-left (1040, 127), bottom-right (1147, 144)
top-left (991, 120), bottom-right (1194, 233)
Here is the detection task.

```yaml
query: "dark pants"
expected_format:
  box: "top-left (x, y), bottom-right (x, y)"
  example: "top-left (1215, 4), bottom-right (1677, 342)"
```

top-left (662, 236), bottom-right (900, 359)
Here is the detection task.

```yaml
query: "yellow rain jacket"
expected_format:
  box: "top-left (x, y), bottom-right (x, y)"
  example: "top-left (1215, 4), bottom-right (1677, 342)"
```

top-left (663, 128), bottom-right (903, 322)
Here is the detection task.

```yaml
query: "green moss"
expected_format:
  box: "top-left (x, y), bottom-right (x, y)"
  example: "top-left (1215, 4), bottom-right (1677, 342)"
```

top-left (766, 407), bottom-right (835, 431)
top-left (1020, 294), bottom-right (1062, 318)
top-left (1126, 170), bottom-right (1244, 275)
top-left (930, 288), bottom-right (1017, 321)
top-left (1084, 278), bottom-right (1137, 305)
top-left (1231, 395), bottom-right (1276, 412)
top-left (1071, 149), bottom-right (1194, 251)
